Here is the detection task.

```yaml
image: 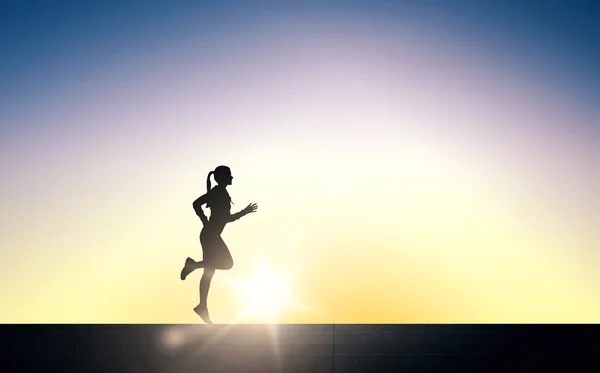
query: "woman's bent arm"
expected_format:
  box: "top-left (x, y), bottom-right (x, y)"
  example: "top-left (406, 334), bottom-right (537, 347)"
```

top-left (193, 194), bottom-right (209, 225)
top-left (228, 210), bottom-right (245, 223)
top-left (228, 203), bottom-right (258, 222)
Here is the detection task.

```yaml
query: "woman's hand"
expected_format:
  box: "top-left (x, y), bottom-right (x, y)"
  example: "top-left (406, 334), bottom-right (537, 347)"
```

top-left (242, 203), bottom-right (258, 216)
top-left (200, 216), bottom-right (209, 226)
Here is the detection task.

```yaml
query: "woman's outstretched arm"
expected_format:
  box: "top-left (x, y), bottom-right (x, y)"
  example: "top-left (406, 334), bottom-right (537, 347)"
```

top-left (228, 203), bottom-right (258, 222)
top-left (193, 194), bottom-right (209, 226)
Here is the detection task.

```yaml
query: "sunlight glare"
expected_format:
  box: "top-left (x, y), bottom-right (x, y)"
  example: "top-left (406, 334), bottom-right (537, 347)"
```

top-left (233, 264), bottom-right (298, 323)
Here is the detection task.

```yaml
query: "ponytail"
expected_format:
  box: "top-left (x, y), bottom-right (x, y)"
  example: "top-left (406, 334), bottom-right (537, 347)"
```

top-left (206, 171), bottom-right (214, 193)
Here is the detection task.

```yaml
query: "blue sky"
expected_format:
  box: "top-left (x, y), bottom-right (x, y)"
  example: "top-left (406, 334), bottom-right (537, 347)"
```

top-left (2, 1), bottom-right (598, 107)
top-left (1, 0), bottom-right (599, 323)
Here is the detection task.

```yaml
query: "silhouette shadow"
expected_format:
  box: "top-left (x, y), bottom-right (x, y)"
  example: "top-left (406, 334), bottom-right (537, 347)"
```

top-left (180, 165), bottom-right (258, 324)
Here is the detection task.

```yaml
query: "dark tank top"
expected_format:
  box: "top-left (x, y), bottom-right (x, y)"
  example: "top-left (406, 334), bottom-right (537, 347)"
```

top-left (206, 186), bottom-right (231, 226)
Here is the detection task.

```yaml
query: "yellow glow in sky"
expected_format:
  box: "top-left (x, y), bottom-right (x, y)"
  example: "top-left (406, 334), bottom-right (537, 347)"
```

top-left (230, 263), bottom-right (300, 323)
top-left (1, 14), bottom-right (598, 324)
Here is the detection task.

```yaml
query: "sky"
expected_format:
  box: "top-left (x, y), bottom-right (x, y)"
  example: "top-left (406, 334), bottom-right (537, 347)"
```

top-left (1, 0), bottom-right (598, 323)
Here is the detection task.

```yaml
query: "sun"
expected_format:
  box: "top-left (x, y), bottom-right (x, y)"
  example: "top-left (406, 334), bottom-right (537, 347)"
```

top-left (232, 264), bottom-right (298, 323)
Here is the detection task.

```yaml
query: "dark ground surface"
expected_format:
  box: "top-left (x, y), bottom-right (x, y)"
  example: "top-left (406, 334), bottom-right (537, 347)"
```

top-left (0, 324), bottom-right (597, 372)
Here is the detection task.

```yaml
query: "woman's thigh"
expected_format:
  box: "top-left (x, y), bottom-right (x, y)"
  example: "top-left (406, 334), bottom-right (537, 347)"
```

top-left (201, 234), bottom-right (231, 263)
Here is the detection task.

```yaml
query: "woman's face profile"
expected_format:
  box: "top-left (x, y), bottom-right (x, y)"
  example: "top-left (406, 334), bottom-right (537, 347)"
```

top-left (216, 169), bottom-right (233, 186)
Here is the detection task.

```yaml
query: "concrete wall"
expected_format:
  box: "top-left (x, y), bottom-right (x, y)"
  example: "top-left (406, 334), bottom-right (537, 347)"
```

top-left (0, 324), bottom-right (596, 372)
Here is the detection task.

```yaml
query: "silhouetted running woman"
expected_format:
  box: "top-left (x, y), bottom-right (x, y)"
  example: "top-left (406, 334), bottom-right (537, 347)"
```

top-left (180, 165), bottom-right (258, 324)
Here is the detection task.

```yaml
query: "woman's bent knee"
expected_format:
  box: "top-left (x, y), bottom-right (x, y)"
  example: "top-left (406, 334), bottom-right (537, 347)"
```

top-left (219, 258), bottom-right (234, 270)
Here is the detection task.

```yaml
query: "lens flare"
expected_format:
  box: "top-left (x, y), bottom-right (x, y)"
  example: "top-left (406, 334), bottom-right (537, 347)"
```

top-left (232, 263), bottom-right (299, 323)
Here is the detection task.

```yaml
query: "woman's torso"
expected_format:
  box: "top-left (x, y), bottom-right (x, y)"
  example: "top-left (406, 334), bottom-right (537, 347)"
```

top-left (203, 186), bottom-right (231, 234)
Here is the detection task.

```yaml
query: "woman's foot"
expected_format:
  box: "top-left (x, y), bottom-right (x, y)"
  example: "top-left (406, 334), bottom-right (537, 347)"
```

top-left (193, 304), bottom-right (213, 324)
top-left (180, 257), bottom-right (196, 280)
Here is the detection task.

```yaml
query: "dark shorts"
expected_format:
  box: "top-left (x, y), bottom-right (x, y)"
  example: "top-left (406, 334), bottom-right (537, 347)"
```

top-left (200, 227), bottom-right (231, 264)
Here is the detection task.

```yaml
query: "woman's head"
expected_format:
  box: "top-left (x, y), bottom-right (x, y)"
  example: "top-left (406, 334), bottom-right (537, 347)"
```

top-left (207, 165), bottom-right (233, 192)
